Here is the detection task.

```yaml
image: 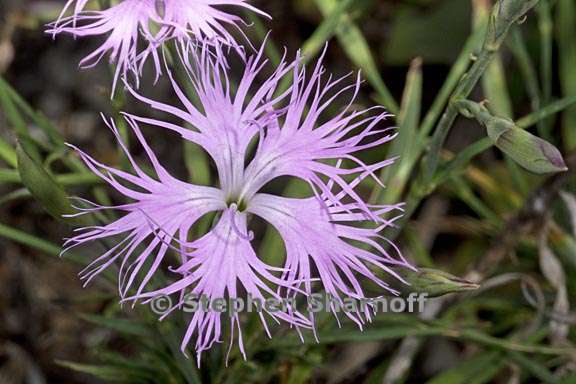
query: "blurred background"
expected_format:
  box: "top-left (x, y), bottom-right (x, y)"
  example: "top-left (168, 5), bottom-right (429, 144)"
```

top-left (0, 0), bottom-right (575, 383)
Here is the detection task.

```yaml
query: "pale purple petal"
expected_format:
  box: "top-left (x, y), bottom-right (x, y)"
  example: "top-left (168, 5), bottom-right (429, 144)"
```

top-left (63, 41), bottom-right (414, 363)
top-left (63, 115), bottom-right (226, 298)
top-left (47, 0), bottom-right (268, 91)
top-left (248, 193), bottom-right (412, 329)
top-left (130, 207), bottom-right (310, 364)
top-left (48, 0), bottom-right (161, 92)
top-left (126, 43), bottom-right (294, 197)
top-left (162, 0), bottom-right (270, 50)
top-left (238, 51), bottom-right (398, 219)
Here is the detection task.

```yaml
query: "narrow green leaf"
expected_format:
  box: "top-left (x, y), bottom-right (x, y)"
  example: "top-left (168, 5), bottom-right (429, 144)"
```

top-left (0, 221), bottom-right (62, 257)
top-left (495, 0), bottom-right (540, 31)
top-left (0, 78), bottom-right (27, 135)
top-left (275, 323), bottom-right (573, 356)
top-left (419, 23), bottom-right (487, 138)
top-left (0, 168), bottom-right (100, 186)
top-left (0, 221), bottom-right (89, 266)
top-left (373, 58), bottom-right (422, 205)
top-left (559, 374), bottom-right (576, 384)
top-left (16, 144), bottom-right (87, 225)
top-left (432, 138), bottom-right (492, 187)
top-left (258, 180), bottom-right (309, 267)
top-left (56, 361), bottom-right (154, 383)
top-left (244, 11), bottom-right (282, 67)
top-left (482, 49), bottom-right (513, 118)
top-left (0, 188), bottom-right (30, 206)
top-left (0, 76), bottom-right (64, 147)
top-left (557, 0), bottom-right (576, 149)
top-left (281, 326), bottom-right (437, 345)
top-left (313, 0), bottom-right (398, 113)
top-left (509, 29), bottom-right (544, 136)
top-left (507, 352), bottom-right (557, 383)
top-left (0, 169), bottom-right (20, 183)
top-left (517, 95), bottom-right (576, 129)
top-left (403, 225), bottom-right (435, 268)
top-left (302, 0), bottom-right (355, 60)
top-left (448, 176), bottom-right (501, 223)
top-left (426, 352), bottom-right (503, 384)
top-left (0, 136), bottom-right (17, 167)
top-left (81, 314), bottom-right (151, 337)
top-left (287, 365), bottom-right (316, 384)
top-left (536, 0), bottom-right (554, 135)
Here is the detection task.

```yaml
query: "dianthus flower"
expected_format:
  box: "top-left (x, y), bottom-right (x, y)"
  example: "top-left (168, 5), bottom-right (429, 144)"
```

top-left (47, 0), bottom-right (267, 91)
top-left (63, 46), bottom-right (413, 364)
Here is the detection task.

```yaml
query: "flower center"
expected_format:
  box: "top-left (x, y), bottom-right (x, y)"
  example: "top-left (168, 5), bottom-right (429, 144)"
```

top-left (226, 196), bottom-right (248, 212)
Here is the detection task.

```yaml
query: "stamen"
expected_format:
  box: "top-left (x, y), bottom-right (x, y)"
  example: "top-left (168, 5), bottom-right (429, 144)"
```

top-left (228, 204), bottom-right (255, 241)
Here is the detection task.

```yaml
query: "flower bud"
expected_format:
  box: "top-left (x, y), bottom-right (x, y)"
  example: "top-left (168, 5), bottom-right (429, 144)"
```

top-left (396, 268), bottom-right (480, 298)
top-left (487, 119), bottom-right (568, 174)
top-left (456, 99), bottom-right (568, 174)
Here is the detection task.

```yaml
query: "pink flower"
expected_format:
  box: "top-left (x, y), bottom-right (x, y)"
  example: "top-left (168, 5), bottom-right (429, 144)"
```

top-left (47, 0), bottom-right (268, 92)
top-left (64, 47), bottom-right (412, 363)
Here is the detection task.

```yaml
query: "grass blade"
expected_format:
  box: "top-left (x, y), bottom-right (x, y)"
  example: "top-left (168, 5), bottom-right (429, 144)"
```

top-left (313, 0), bottom-right (399, 113)
top-left (557, 0), bottom-right (576, 149)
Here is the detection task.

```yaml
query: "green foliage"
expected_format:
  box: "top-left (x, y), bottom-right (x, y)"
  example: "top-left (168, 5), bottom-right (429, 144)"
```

top-left (385, 0), bottom-right (470, 65)
top-left (16, 144), bottom-right (89, 225)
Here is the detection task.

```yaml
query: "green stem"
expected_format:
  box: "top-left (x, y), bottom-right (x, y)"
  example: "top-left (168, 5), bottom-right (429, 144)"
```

top-left (424, 0), bottom-right (540, 182)
top-left (0, 222), bottom-right (87, 267)
top-left (0, 169), bottom-right (102, 186)
top-left (0, 222), bottom-right (62, 256)
top-left (517, 94), bottom-right (576, 129)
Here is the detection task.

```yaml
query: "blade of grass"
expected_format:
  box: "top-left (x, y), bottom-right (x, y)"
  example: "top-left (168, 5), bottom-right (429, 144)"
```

top-left (426, 352), bottom-right (504, 384)
top-left (0, 221), bottom-right (88, 265)
top-left (517, 95), bottom-right (576, 128)
top-left (313, 0), bottom-right (399, 113)
top-left (0, 77), bottom-right (27, 135)
top-left (507, 351), bottom-right (557, 383)
top-left (537, 0), bottom-right (553, 116)
top-left (0, 76), bottom-right (64, 147)
top-left (184, 142), bottom-right (211, 186)
top-left (448, 176), bottom-right (501, 224)
top-left (557, 0), bottom-right (576, 150)
top-left (509, 28), bottom-right (544, 136)
top-left (0, 188), bottom-right (30, 206)
top-left (0, 138), bottom-right (17, 167)
top-left (302, 0), bottom-right (355, 60)
top-left (0, 169), bottom-right (101, 186)
top-left (273, 322), bottom-right (573, 356)
top-left (372, 57), bottom-right (422, 205)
